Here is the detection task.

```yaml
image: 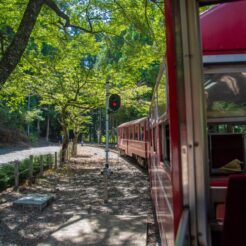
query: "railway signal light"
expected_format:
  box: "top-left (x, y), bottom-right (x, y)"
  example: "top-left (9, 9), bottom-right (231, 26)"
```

top-left (109, 94), bottom-right (121, 112)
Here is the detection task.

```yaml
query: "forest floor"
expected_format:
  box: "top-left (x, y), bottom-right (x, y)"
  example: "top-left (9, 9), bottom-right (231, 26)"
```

top-left (0, 146), bottom-right (158, 246)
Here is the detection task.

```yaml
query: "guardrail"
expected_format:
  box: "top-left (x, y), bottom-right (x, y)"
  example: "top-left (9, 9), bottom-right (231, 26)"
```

top-left (0, 151), bottom-right (61, 191)
top-left (0, 142), bottom-right (78, 191)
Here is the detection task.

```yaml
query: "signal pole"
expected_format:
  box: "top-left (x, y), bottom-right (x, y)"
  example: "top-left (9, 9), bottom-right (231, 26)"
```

top-left (105, 78), bottom-right (109, 169)
top-left (103, 77), bottom-right (110, 203)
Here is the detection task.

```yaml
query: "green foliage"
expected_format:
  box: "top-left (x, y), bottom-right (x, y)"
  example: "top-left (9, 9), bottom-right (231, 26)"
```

top-left (0, 0), bottom-right (166, 139)
top-left (28, 133), bottom-right (39, 144)
top-left (0, 101), bottom-right (25, 130)
top-left (24, 109), bottom-right (44, 124)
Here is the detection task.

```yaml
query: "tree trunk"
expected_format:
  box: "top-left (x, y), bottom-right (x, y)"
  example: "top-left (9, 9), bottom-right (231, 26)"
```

top-left (61, 127), bottom-right (69, 163)
top-left (46, 115), bottom-right (50, 142)
top-left (0, 0), bottom-right (44, 85)
top-left (72, 133), bottom-right (79, 157)
top-left (60, 108), bottom-right (69, 163)
top-left (37, 119), bottom-right (40, 135)
top-left (89, 127), bottom-right (92, 143)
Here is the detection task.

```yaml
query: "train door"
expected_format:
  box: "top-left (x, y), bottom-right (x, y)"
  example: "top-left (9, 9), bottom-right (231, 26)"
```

top-left (165, 0), bottom-right (212, 245)
top-left (165, 1), bottom-right (246, 245)
top-left (201, 2), bottom-right (246, 244)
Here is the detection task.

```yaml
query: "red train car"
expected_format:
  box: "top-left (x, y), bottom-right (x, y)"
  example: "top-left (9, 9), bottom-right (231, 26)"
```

top-left (118, 1), bottom-right (246, 245)
top-left (118, 117), bottom-right (148, 167)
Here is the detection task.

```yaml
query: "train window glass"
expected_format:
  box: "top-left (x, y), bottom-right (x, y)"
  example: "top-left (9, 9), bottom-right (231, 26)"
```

top-left (150, 129), bottom-right (153, 146)
top-left (209, 133), bottom-right (245, 174)
top-left (153, 127), bottom-right (157, 152)
top-left (157, 73), bottom-right (167, 117)
top-left (208, 124), bottom-right (246, 134)
top-left (159, 125), bottom-right (163, 162)
top-left (130, 127), bottom-right (133, 139)
top-left (204, 72), bottom-right (246, 118)
top-left (135, 125), bottom-right (139, 140)
top-left (140, 126), bottom-right (144, 141)
top-left (164, 125), bottom-right (170, 166)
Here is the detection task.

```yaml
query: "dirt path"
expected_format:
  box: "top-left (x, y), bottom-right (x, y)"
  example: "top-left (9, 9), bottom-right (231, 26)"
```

top-left (0, 146), bottom-right (157, 246)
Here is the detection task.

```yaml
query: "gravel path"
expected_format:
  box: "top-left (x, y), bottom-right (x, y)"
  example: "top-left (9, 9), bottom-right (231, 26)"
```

top-left (0, 146), bottom-right (157, 245)
top-left (0, 146), bottom-right (61, 164)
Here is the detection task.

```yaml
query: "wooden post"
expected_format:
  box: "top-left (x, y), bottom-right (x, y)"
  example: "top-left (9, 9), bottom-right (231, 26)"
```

top-left (14, 161), bottom-right (20, 191)
top-left (59, 150), bottom-right (62, 167)
top-left (28, 155), bottom-right (33, 185)
top-left (40, 155), bottom-right (44, 176)
top-left (66, 148), bottom-right (68, 161)
top-left (55, 152), bottom-right (57, 169)
top-left (49, 154), bottom-right (52, 169)
top-left (47, 154), bottom-right (51, 169)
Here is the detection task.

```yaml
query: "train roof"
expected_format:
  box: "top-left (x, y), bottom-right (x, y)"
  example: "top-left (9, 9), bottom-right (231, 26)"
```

top-left (201, 1), bottom-right (246, 56)
top-left (117, 117), bottom-right (147, 128)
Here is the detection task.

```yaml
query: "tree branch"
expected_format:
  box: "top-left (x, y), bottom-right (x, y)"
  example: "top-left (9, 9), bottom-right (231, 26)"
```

top-left (0, 0), bottom-right (101, 86)
top-left (44, 0), bottom-right (100, 34)
top-left (0, 0), bottom-right (44, 86)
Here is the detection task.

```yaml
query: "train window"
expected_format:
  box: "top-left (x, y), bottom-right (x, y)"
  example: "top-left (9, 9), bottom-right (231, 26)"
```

top-left (122, 128), bottom-right (125, 138)
top-left (204, 72), bottom-right (246, 118)
top-left (208, 133), bottom-right (245, 174)
top-left (157, 72), bottom-right (167, 117)
top-left (150, 129), bottom-right (153, 146)
top-left (208, 124), bottom-right (246, 134)
top-left (164, 125), bottom-right (170, 166)
top-left (129, 127), bottom-right (134, 139)
top-left (135, 125), bottom-right (139, 140)
top-left (140, 126), bottom-right (144, 141)
top-left (153, 127), bottom-right (157, 152)
top-left (159, 125), bottom-right (163, 162)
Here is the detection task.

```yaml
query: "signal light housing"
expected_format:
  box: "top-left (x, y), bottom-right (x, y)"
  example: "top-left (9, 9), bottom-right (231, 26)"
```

top-left (109, 94), bottom-right (121, 112)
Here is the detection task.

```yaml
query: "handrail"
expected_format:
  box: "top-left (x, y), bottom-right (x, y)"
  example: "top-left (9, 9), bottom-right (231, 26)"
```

top-left (175, 208), bottom-right (190, 246)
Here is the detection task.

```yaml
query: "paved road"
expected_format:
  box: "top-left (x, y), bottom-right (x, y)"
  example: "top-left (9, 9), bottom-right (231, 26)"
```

top-left (0, 146), bottom-right (61, 164)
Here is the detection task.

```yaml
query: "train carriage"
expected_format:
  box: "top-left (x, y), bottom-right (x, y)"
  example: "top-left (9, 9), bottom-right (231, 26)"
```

top-left (118, 0), bottom-right (246, 245)
top-left (118, 117), bottom-right (148, 167)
